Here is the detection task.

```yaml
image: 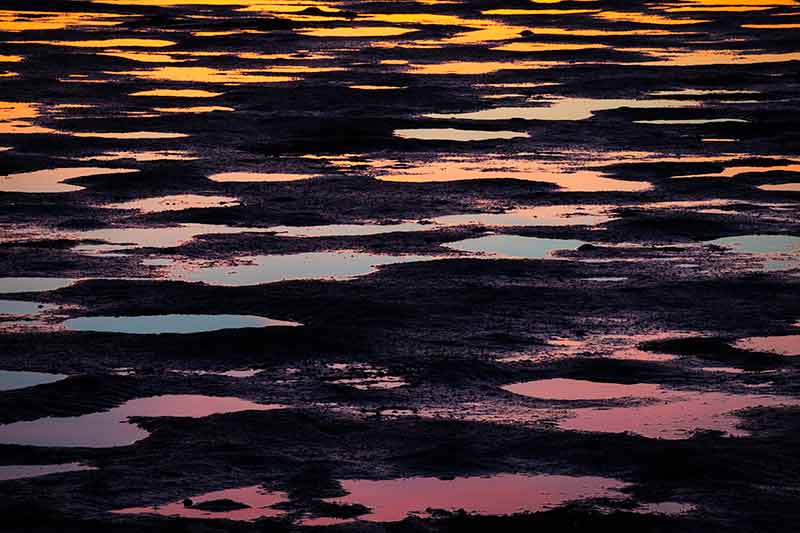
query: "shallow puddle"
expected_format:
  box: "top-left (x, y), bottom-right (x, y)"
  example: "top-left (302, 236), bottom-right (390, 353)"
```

top-left (0, 277), bottom-right (76, 293)
top-left (735, 335), bottom-right (800, 356)
top-left (503, 378), bottom-right (662, 401)
top-left (80, 150), bottom-right (198, 161)
top-left (0, 395), bottom-right (285, 447)
top-left (706, 234), bottom-right (800, 271)
top-left (321, 474), bottom-right (628, 521)
top-left (130, 89), bottom-right (223, 97)
top-left (424, 98), bottom-right (698, 122)
top-left (62, 314), bottom-right (300, 334)
top-left (70, 131), bottom-right (188, 139)
top-left (0, 463), bottom-right (95, 482)
top-left (759, 183), bottom-right (800, 192)
top-left (208, 172), bottom-right (318, 183)
top-left (72, 223), bottom-right (274, 254)
top-left (372, 157), bottom-right (651, 192)
top-left (103, 194), bottom-right (240, 213)
top-left (431, 205), bottom-right (613, 227)
top-left (160, 252), bottom-right (435, 286)
top-left (393, 128), bottom-right (529, 142)
top-left (444, 235), bottom-right (586, 259)
top-left (266, 221), bottom-right (427, 238)
top-left (504, 378), bottom-right (800, 439)
top-left (0, 167), bottom-right (138, 193)
top-left (114, 485), bottom-right (288, 520)
top-left (0, 299), bottom-right (56, 317)
top-left (0, 370), bottom-right (67, 391)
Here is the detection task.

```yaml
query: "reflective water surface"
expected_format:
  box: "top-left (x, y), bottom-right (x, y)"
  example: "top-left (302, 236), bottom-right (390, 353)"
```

top-left (0, 370), bottom-right (68, 391)
top-left (62, 314), bottom-right (301, 334)
top-left (0, 395), bottom-right (286, 447)
top-left (322, 474), bottom-right (628, 522)
top-left (0, 463), bottom-right (95, 482)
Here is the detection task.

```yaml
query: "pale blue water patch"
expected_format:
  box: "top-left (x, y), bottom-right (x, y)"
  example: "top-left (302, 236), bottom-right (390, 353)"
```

top-left (0, 370), bottom-right (68, 391)
top-left (0, 300), bottom-right (55, 316)
top-left (0, 395), bottom-right (286, 447)
top-left (706, 235), bottom-right (800, 254)
top-left (62, 314), bottom-right (301, 334)
top-left (0, 278), bottom-right (77, 294)
top-left (444, 235), bottom-right (586, 258)
top-left (0, 463), bottom-right (95, 481)
top-left (163, 252), bottom-right (436, 286)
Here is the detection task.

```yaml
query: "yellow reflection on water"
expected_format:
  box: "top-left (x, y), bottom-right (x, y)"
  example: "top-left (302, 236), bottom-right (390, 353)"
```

top-left (0, 55), bottom-right (23, 63)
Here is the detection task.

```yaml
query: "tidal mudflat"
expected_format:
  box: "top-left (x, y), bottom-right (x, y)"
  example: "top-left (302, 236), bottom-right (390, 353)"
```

top-left (1, 0), bottom-right (799, 532)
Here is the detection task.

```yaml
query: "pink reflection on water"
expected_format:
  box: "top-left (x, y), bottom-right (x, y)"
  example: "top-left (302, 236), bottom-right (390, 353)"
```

top-left (503, 378), bottom-right (663, 401)
top-left (560, 390), bottom-right (800, 439)
top-left (114, 485), bottom-right (288, 521)
top-left (0, 395), bottom-right (285, 447)
top-left (504, 379), bottom-right (800, 439)
top-left (735, 335), bottom-right (800, 356)
top-left (325, 474), bottom-right (628, 522)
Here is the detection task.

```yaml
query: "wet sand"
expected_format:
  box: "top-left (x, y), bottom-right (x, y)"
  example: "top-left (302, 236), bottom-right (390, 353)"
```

top-left (1, 0), bottom-right (799, 531)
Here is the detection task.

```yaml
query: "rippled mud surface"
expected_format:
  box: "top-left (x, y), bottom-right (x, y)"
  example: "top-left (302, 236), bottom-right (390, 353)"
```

top-left (1, 0), bottom-right (799, 531)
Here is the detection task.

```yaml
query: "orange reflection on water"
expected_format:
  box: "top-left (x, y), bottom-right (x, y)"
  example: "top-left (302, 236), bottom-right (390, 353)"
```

top-left (109, 66), bottom-right (297, 83)
top-left (482, 8), bottom-right (600, 15)
top-left (154, 106), bottom-right (234, 113)
top-left (0, 167), bottom-right (138, 193)
top-left (0, 10), bottom-right (129, 32)
top-left (525, 26), bottom-right (695, 36)
top-left (12, 38), bottom-right (176, 48)
top-left (594, 11), bottom-right (710, 25)
top-left (408, 60), bottom-right (553, 75)
top-left (626, 48), bottom-right (800, 66)
top-left (130, 89), bottom-right (223, 97)
top-left (743, 23), bottom-right (800, 28)
top-left (100, 51), bottom-right (189, 63)
top-left (297, 26), bottom-right (417, 37)
top-left (0, 102), bottom-right (56, 135)
top-left (372, 156), bottom-right (651, 192)
top-left (492, 42), bottom-right (608, 52)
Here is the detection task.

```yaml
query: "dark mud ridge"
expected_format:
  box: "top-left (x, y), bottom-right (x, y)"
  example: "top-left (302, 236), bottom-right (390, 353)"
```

top-left (1, 0), bottom-right (799, 531)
